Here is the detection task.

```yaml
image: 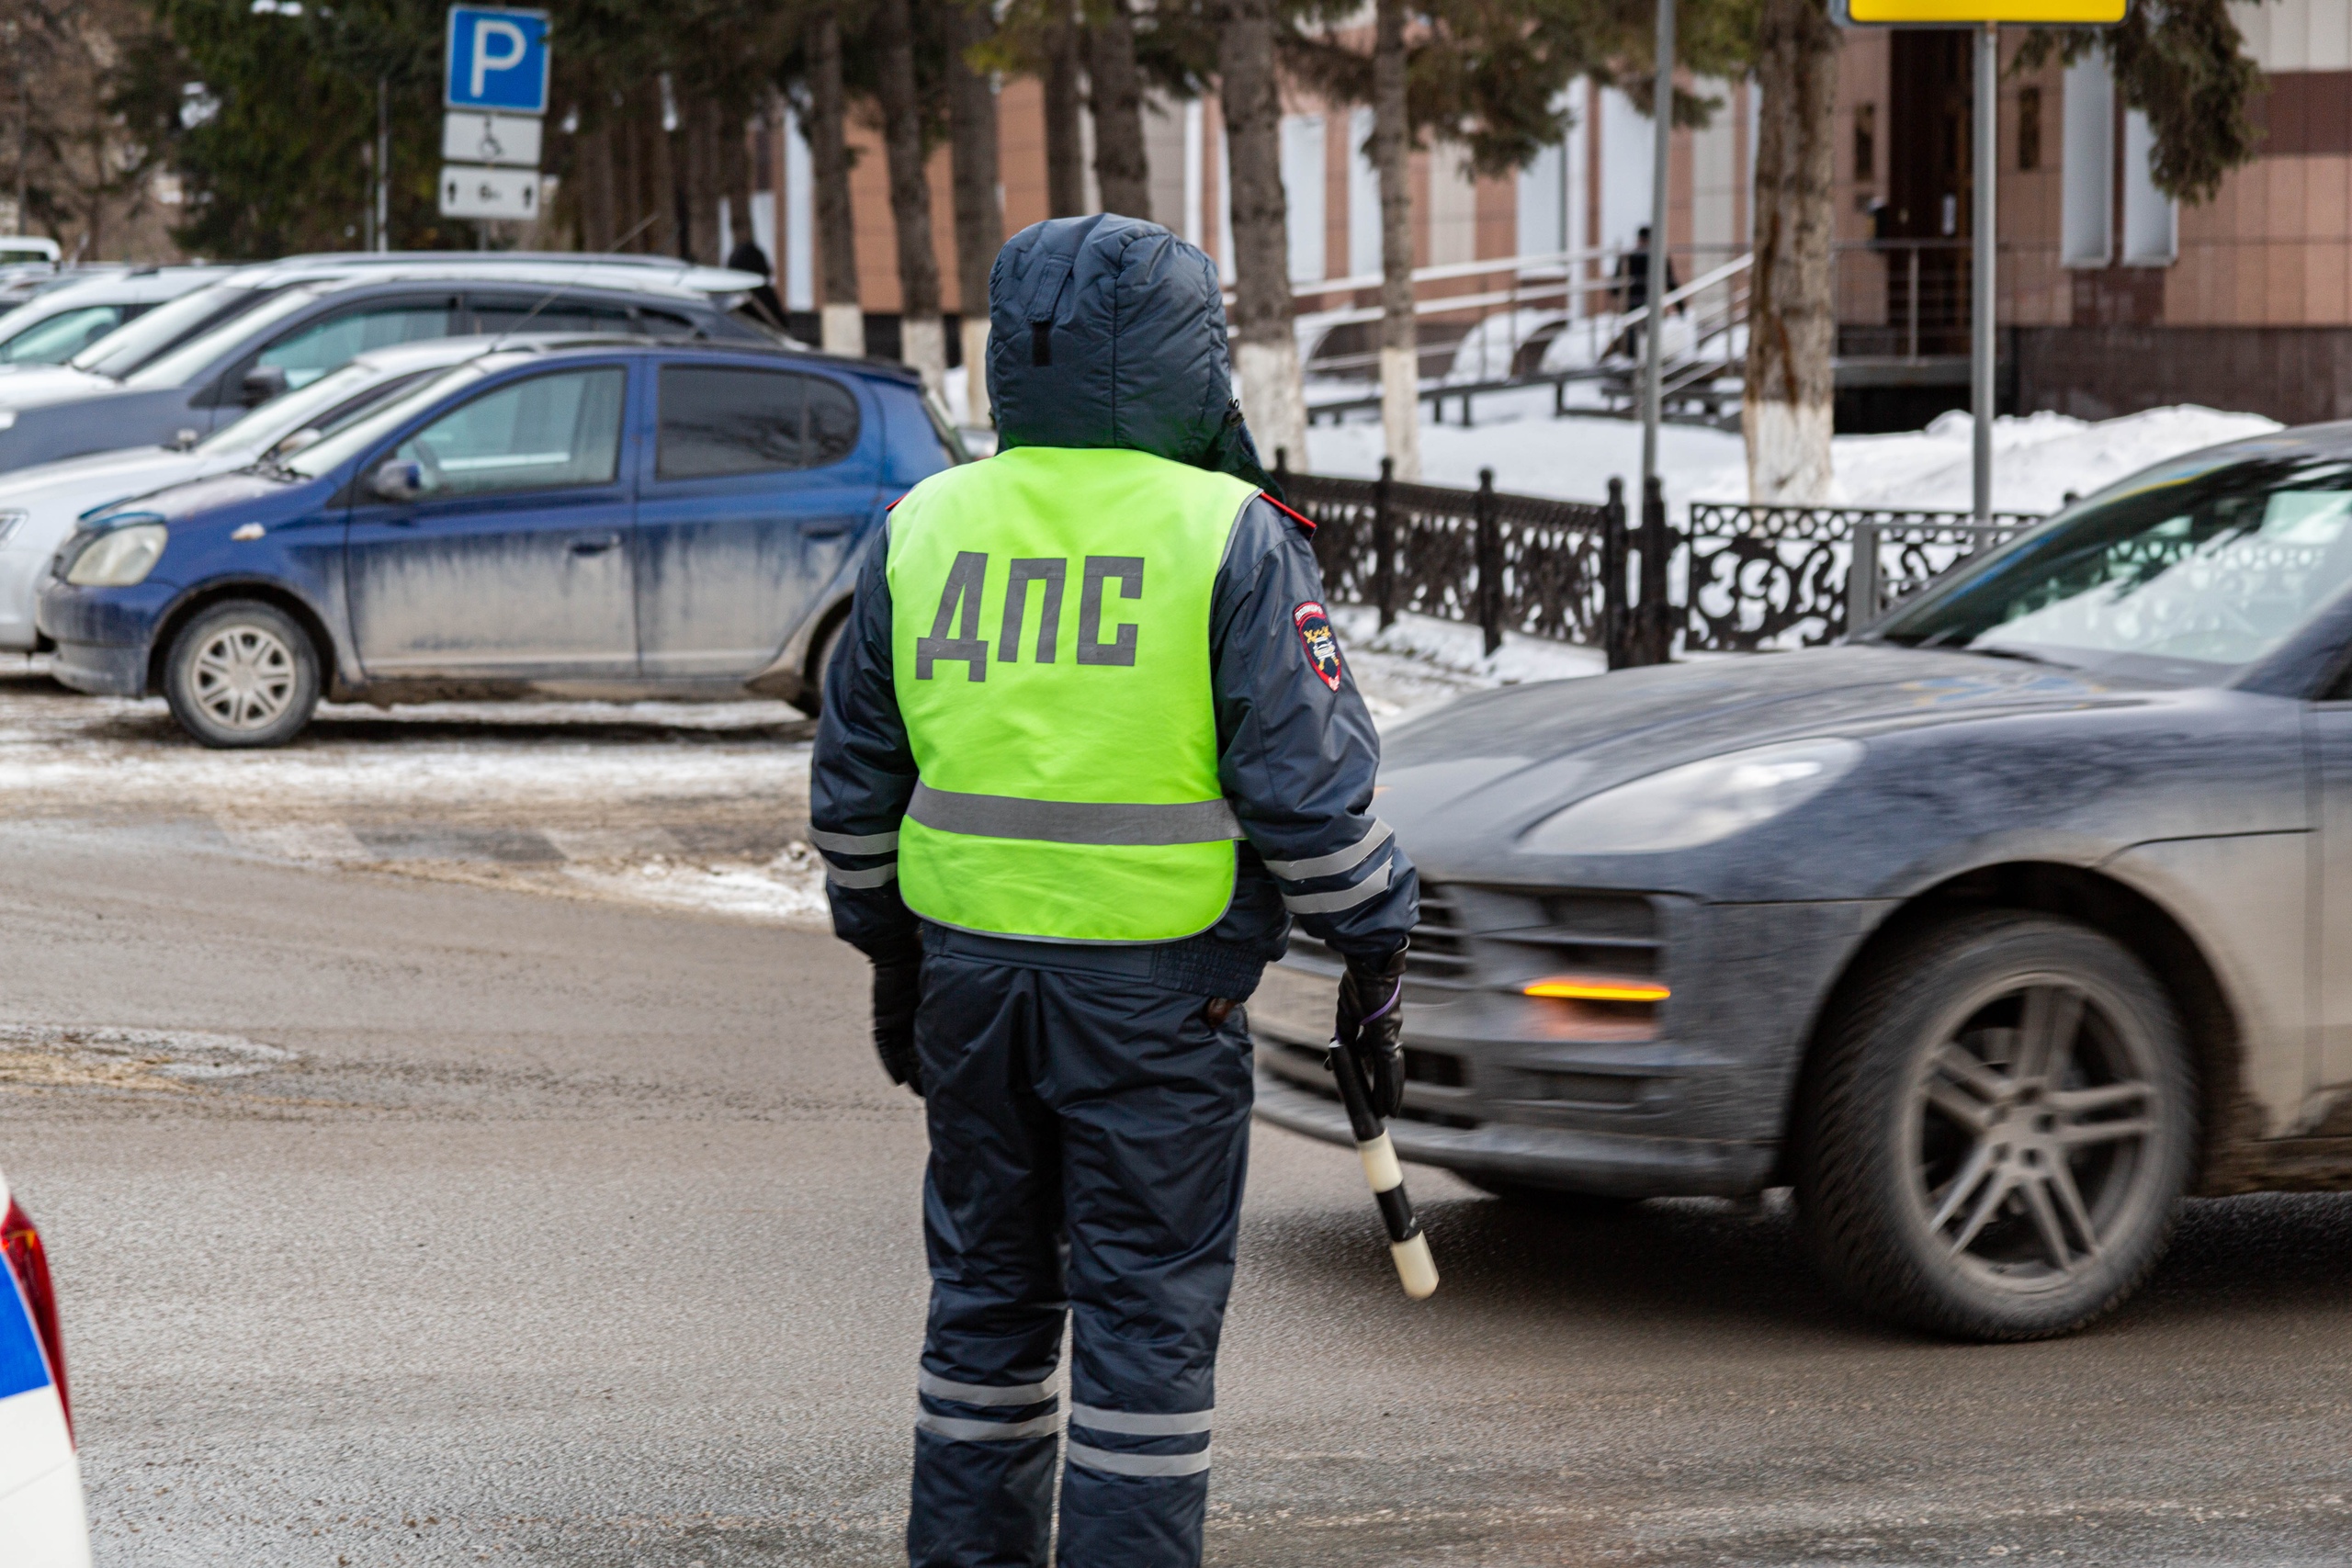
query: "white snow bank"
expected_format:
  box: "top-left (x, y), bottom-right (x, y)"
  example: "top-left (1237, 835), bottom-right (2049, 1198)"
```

top-left (1304, 396), bottom-right (2280, 519)
top-left (1806, 405), bottom-right (2282, 516)
top-left (1334, 605), bottom-right (1605, 727)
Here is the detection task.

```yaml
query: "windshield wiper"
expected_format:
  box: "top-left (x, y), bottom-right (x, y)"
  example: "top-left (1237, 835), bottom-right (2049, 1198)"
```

top-left (1959, 644), bottom-right (2066, 667)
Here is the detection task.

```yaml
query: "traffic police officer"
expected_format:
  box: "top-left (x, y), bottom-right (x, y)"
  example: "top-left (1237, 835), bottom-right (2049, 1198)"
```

top-left (812, 213), bottom-right (1419, 1568)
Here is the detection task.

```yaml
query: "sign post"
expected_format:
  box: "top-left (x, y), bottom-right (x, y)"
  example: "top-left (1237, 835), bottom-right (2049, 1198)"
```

top-left (1833, 0), bottom-right (2125, 525)
top-left (440, 6), bottom-right (551, 228)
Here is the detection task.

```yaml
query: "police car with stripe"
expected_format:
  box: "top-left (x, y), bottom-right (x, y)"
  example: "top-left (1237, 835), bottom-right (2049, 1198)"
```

top-left (0, 1168), bottom-right (86, 1566)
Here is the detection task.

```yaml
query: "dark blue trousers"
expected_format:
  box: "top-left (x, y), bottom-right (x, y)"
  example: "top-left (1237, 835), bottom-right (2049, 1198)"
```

top-left (907, 942), bottom-right (1254, 1568)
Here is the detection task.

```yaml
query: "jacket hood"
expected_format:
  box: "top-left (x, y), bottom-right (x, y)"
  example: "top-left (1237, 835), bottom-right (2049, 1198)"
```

top-left (987, 214), bottom-right (1279, 495)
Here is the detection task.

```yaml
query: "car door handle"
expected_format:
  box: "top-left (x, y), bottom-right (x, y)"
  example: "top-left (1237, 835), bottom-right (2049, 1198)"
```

top-left (803, 523), bottom-right (851, 540)
top-left (570, 534), bottom-right (623, 556)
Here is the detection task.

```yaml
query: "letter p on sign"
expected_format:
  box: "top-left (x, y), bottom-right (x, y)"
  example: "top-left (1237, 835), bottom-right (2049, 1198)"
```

top-left (445, 6), bottom-right (550, 115)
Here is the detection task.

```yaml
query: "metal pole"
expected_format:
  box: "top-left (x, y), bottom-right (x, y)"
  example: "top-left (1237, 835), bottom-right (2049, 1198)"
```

top-left (375, 76), bottom-right (390, 254)
top-left (1972, 22), bottom-right (1996, 524)
top-left (1640, 0), bottom-right (1675, 495)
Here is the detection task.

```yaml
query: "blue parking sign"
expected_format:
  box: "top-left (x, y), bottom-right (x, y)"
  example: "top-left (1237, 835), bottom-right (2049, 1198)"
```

top-left (445, 6), bottom-right (549, 115)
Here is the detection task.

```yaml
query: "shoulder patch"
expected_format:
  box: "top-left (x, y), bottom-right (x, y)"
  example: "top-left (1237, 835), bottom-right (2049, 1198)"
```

top-left (1294, 602), bottom-right (1343, 691)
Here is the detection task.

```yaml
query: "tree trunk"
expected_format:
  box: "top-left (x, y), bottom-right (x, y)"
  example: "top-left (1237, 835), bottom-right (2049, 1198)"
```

top-left (578, 119), bottom-right (616, 250)
top-left (877, 0), bottom-right (947, 393)
top-left (1372, 0), bottom-right (1419, 480)
top-left (1086, 0), bottom-right (1151, 220)
top-left (947, 0), bottom-right (1004, 424)
top-left (721, 110), bottom-right (754, 260)
top-left (1744, 0), bottom-right (1838, 503)
top-left (1044, 0), bottom-right (1087, 217)
top-left (809, 7), bottom-right (866, 355)
top-left (644, 78), bottom-right (682, 259)
top-left (1217, 0), bottom-right (1306, 471)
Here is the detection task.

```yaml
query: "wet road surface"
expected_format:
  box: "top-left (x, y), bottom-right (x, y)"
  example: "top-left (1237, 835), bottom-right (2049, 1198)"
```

top-left (4, 822), bottom-right (2352, 1565)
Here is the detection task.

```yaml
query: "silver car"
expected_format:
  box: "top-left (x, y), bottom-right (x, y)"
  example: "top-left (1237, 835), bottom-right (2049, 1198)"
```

top-left (1253, 428), bottom-right (2352, 1340)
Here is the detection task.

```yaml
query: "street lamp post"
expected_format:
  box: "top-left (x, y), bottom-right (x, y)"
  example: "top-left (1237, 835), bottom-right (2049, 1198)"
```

top-left (1639, 0), bottom-right (1676, 499)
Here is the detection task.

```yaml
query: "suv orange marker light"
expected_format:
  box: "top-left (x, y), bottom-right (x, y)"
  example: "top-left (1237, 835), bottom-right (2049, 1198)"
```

top-left (1522, 977), bottom-right (1670, 1003)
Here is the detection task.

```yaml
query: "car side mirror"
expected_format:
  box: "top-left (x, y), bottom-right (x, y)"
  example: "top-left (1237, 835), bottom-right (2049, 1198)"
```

top-left (239, 365), bottom-right (288, 407)
top-left (368, 458), bottom-right (424, 503)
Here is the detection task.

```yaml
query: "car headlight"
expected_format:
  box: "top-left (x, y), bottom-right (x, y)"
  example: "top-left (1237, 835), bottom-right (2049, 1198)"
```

top-left (0, 509), bottom-right (25, 547)
top-left (62, 523), bottom-right (167, 587)
top-left (1520, 738), bottom-right (1864, 854)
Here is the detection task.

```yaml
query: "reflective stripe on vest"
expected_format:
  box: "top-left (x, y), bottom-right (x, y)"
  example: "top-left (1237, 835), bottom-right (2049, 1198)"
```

top-left (887, 446), bottom-right (1258, 942)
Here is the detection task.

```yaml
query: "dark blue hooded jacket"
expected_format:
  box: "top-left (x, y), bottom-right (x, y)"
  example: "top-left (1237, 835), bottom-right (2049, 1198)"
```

top-left (810, 214), bottom-right (1415, 991)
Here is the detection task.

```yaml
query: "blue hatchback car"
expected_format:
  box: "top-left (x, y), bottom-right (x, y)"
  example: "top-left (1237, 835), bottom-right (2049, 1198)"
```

top-left (37, 339), bottom-right (961, 746)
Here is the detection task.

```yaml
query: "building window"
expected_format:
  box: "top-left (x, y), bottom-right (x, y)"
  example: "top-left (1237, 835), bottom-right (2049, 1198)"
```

top-left (2061, 57), bottom-right (2114, 267)
top-left (2018, 86), bottom-right (2041, 172)
top-left (1853, 102), bottom-right (1875, 182)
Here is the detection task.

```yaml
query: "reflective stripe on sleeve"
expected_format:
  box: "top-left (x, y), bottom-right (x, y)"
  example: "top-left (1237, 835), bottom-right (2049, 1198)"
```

top-left (1066, 1440), bottom-right (1212, 1476)
top-left (807, 827), bottom-right (901, 855)
top-left (909, 784), bottom-right (1242, 846)
top-left (827, 863), bottom-right (900, 889)
top-left (1069, 1403), bottom-right (1213, 1436)
top-left (1280, 859), bottom-right (1393, 914)
top-left (919, 1371), bottom-right (1057, 1406)
top-left (916, 1412), bottom-right (1063, 1442)
top-left (1262, 819), bottom-right (1392, 882)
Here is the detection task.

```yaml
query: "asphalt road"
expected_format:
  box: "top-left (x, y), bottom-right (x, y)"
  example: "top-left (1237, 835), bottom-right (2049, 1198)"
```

top-left (6, 821), bottom-right (2352, 1566)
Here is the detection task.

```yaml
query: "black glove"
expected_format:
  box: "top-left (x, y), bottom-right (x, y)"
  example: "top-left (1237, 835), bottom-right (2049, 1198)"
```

top-left (872, 956), bottom-right (924, 1097)
top-left (1335, 943), bottom-right (1408, 1120)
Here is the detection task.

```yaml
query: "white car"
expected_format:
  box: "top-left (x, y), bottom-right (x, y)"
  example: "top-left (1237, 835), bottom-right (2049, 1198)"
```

top-left (0, 333), bottom-right (623, 651)
top-left (0, 1167), bottom-right (86, 1567)
top-left (0, 267), bottom-right (232, 370)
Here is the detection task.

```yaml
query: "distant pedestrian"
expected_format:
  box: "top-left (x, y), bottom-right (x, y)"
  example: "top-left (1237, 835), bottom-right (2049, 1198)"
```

top-left (1613, 224), bottom-right (1680, 359)
top-left (726, 239), bottom-right (789, 334)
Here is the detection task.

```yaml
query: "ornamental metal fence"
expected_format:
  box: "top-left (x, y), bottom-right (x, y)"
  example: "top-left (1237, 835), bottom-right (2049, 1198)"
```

top-left (1269, 456), bottom-right (2047, 665)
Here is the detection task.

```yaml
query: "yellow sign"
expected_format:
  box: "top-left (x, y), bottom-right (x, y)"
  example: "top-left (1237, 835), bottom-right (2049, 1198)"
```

top-left (1835, 0), bottom-right (2125, 24)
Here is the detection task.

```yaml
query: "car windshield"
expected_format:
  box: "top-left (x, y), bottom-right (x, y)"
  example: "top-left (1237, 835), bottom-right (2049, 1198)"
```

top-left (71, 284), bottom-right (275, 379)
top-left (200, 358), bottom-right (439, 458)
top-left (283, 363), bottom-right (492, 478)
top-left (1878, 451), bottom-right (2352, 682)
top-left (125, 288), bottom-right (327, 389)
top-left (0, 303), bottom-right (126, 364)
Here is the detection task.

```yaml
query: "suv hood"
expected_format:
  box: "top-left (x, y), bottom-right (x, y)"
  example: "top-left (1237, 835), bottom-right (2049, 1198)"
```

top-left (1378, 643), bottom-right (2150, 830)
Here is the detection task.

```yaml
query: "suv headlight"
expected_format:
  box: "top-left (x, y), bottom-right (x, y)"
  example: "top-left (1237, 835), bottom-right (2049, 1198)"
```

top-left (1520, 738), bottom-right (1864, 854)
top-left (62, 522), bottom-right (167, 587)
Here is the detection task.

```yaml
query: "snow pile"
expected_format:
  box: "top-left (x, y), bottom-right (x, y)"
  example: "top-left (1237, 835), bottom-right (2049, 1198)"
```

top-left (1304, 394), bottom-right (2279, 520)
top-left (1814, 406), bottom-right (2282, 516)
top-left (1334, 605), bottom-right (1603, 727)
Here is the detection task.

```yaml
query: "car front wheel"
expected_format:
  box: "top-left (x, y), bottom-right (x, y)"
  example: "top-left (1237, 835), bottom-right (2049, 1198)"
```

top-left (162, 600), bottom-right (321, 749)
top-left (1795, 912), bottom-right (2196, 1341)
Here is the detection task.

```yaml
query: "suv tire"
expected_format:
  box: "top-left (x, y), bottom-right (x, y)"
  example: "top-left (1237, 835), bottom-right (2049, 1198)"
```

top-left (1795, 912), bottom-right (2196, 1341)
top-left (163, 600), bottom-right (322, 749)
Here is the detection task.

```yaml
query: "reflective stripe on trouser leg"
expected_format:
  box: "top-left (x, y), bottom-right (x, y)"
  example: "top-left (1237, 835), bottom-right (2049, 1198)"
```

top-left (1045, 967), bottom-right (1252, 1568)
top-left (910, 961), bottom-right (1070, 1568)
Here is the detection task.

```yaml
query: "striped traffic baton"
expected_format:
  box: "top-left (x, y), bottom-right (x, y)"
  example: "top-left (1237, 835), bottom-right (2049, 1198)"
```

top-left (1328, 1034), bottom-right (1440, 1299)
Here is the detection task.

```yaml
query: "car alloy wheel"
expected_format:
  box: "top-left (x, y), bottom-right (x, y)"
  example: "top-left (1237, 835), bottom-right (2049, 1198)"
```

top-left (190, 623), bottom-right (298, 732)
top-left (1903, 978), bottom-right (2165, 1291)
top-left (163, 599), bottom-right (322, 749)
top-left (1797, 912), bottom-right (2196, 1341)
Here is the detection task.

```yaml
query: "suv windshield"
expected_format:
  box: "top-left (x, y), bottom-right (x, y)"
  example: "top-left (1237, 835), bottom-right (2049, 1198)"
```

top-left (71, 284), bottom-right (277, 380)
top-left (124, 288), bottom-right (332, 390)
top-left (1879, 450), bottom-right (2352, 683)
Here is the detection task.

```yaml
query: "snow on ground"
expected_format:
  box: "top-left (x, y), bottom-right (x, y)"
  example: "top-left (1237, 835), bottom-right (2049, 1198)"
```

top-left (1304, 387), bottom-right (2278, 518)
top-left (0, 609), bottom-right (1570, 928)
top-left (1336, 605), bottom-right (1605, 727)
